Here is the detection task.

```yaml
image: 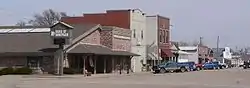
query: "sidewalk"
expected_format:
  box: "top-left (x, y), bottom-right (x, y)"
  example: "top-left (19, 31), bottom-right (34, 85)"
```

top-left (21, 72), bottom-right (152, 79)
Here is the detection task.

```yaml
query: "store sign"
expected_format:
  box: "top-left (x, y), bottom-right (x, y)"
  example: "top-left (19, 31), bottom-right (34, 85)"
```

top-left (50, 22), bottom-right (73, 45)
top-left (50, 29), bottom-right (69, 37)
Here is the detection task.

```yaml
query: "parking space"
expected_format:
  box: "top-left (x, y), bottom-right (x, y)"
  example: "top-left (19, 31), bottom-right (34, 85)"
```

top-left (1, 68), bottom-right (250, 88)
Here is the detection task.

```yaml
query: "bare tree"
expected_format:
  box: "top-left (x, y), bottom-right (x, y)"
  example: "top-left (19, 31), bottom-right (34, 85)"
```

top-left (28, 9), bottom-right (68, 26)
top-left (16, 20), bottom-right (27, 26)
top-left (178, 41), bottom-right (190, 46)
top-left (191, 40), bottom-right (200, 46)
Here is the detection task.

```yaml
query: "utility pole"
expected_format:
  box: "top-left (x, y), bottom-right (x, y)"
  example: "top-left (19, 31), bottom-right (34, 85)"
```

top-left (216, 36), bottom-right (220, 62)
top-left (199, 37), bottom-right (203, 46)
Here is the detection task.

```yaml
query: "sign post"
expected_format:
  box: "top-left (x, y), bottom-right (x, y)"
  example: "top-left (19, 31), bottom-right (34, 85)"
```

top-left (50, 22), bottom-right (73, 76)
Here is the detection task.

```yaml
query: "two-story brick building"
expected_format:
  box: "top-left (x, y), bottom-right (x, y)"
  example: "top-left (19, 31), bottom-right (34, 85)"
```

top-left (146, 15), bottom-right (173, 66)
top-left (62, 9), bottom-right (146, 72)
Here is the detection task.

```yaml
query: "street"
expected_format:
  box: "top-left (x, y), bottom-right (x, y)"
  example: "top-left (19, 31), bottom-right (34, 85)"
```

top-left (1, 68), bottom-right (250, 88)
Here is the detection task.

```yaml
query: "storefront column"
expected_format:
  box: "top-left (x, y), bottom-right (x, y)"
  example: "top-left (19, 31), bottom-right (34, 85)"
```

top-left (94, 56), bottom-right (97, 74)
top-left (104, 57), bottom-right (106, 74)
top-left (112, 56), bottom-right (114, 73)
top-left (82, 56), bottom-right (86, 75)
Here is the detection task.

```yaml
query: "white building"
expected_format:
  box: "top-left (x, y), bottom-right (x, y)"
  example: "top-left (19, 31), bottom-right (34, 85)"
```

top-left (130, 9), bottom-right (147, 72)
top-left (178, 46), bottom-right (199, 64)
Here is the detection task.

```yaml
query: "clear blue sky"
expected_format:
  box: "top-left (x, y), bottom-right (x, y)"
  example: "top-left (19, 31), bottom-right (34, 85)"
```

top-left (0, 0), bottom-right (250, 49)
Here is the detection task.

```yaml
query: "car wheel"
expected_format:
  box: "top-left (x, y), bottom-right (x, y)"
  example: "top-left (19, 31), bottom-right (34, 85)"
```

top-left (169, 70), bottom-right (174, 73)
top-left (180, 67), bottom-right (186, 73)
top-left (160, 68), bottom-right (166, 73)
top-left (217, 66), bottom-right (220, 70)
top-left (196, 67), bottom-right (200, 71)
top-left (213, 67), bottom-right (216, 70)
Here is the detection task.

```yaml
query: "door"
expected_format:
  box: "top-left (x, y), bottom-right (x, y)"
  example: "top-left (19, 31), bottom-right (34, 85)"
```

top-left (27, 56), bottom-right (42, 68)
top-left (166, 62), bottom-right (178, 70)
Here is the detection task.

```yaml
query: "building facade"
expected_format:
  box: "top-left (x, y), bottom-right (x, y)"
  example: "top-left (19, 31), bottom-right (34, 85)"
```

top-left (178, 45), bottom-right (209, 64)
top-left (62, 9), bottom-right (146, 72)
top-left (146, 15), bottom-right (172, 66)
top-left (0, 23), bottom-right (138, 74)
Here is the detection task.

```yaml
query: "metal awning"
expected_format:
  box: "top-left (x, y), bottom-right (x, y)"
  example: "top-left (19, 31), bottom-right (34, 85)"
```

top-left (68, 44), bottom-right (139, 56)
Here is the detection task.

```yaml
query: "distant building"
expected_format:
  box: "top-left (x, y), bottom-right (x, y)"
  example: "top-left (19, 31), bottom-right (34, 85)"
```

top-left (212, 47), bottom-right (233, 65)
top-left (178, 45), bottom-right (209, 64)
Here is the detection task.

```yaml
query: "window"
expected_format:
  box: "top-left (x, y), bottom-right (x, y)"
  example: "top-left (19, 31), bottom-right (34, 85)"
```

top-left (163, 30), bottom-right (165, 43)
top-left (159, 30), bottom-right (162, 42)
top-left (165, 31), bottom-right (168, 43)
top-left (133, 29), bottom-right (136, 38)
top-left (141, 30), bottom-right (143, 39)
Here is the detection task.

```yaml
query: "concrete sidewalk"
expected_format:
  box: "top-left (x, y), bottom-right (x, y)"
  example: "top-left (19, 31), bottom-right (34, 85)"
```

top-left (21, 72), bottom-right (151, 79)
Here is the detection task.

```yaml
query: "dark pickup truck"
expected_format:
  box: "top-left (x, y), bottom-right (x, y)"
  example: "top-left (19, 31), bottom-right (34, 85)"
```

top-left (152, 61), bottom-right (189, 73)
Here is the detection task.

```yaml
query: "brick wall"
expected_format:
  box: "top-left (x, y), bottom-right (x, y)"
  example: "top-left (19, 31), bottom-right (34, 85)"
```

top-left (62, 10), bottom-right (131, 29)
top-left (158, 16), bottom-right (171, 49)
top-left (0, 56), bottom-right (27, 68)
top-left (41, 56), bottom-right (54, 73)
top-left (100, 30), bottom-right (113, 48)
top-left (198, 46), bottom-right (209, 59)
top-left (113, 37), bottom-right (131, 51)
top-left (81, 30), bottom-right (101, 45)
top-left (0, 56), bottom-right (54, 73)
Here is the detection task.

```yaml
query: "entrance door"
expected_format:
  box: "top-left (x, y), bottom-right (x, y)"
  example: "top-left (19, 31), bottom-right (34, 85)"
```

top-left (27, 56), bottom-right (42, 68)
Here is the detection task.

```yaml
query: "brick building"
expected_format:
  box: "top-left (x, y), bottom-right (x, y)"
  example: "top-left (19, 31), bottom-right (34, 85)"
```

top-left (146, 15), bottom-right (173, 66)
top-left (62, 9), bottom-right (146, 72)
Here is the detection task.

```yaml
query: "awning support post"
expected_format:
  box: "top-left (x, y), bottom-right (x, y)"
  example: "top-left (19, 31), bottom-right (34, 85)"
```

top-left (104, 56), bottom-right (106, 74)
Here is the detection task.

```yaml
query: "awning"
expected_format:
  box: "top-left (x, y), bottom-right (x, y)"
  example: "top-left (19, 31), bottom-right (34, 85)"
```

top-left (177, 50), bottom-right (193, 55)
top-left (68, 44), bottom-right (113, 55)
top-left (0, 52), bottom-right (54, 57)
top-left (68, 44), bottom-right (139, 56)
top-left (112, 51), bottom-right (140, 56)
top-left (161, 49), bottom-right (175, 57)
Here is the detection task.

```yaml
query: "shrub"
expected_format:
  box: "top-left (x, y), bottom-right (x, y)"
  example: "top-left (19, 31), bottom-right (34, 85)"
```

top-left (63, 68), bottom-right (77, 74)
top-left (0, 67), bottom-right (15, 75)
top-left (14, 67), bottom-right (32, 75)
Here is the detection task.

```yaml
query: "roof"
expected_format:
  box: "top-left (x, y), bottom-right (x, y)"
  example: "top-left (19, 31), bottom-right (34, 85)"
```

top-left (0, 24), bottom-right (98, 54)
top-left (0, 26), bottom-right (50, 33)
top-left (0, 32), bottom-right (57, 53)
top-left (68, 44), bottom-right (139, 56)
top-left (102, 26), bottom-right (131, 37)
top-left (146, 15), bottom-right (170, 20)
top-left (179, 46), bottom-right (197, 51)
top-left (51, 21), bottom-right (74, 29)
top-left (70, 24), bottom-right (99, 39)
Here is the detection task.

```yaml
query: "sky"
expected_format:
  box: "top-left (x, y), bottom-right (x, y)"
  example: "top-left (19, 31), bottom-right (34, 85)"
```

top-left (0, 0), bottom-right (250, 49)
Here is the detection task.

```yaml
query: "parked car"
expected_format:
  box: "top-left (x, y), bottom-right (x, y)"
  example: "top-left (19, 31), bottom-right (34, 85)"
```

top-left (178, 62), bottom-right (196, 71)
top-left (195, 63), bottom-right (203, 71)
top-left (152, 61), bottom-right (189, 73)
top-left (243, 61), bottom-right (250, 69)
top-left (202, 62), bottom-right (220, 70)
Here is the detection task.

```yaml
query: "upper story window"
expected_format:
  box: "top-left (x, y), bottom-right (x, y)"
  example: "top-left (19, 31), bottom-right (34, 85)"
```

top-left (141, 30), bottom-right (143, 39)
top-left (159, 30), bottom-right (162, 42)
top-left (163, 30), bottom-right (165, 43)
top-left (133, 29), bottom-right (136, 38)
top-left (165, 31), bottom-right (168, 43)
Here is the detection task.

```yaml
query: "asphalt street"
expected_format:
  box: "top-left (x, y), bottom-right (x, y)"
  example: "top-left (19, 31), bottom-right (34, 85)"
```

top-left (1, 68), bottom-right (250, 88)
